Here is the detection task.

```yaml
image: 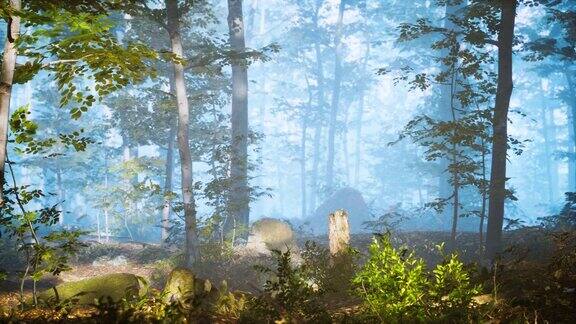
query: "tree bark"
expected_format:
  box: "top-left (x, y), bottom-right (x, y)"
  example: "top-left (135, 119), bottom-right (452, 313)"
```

top-left (0, 0), bottom-right (21, 206)
top-left (328, 210), bottom-right (350, 255)
top-left (166, 0), bottom-right (198, 267)
top-left (485, 0), bottom-right (516, 261)
top-left (161, 124), bottom-right (176, 245)
top-left (226, 0), bottom-right (250, 238)
top-left (326, 0), bottom-right (345, 191)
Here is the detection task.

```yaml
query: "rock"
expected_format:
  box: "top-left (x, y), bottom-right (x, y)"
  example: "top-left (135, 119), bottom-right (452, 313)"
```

top-left (38, 273), bottom-right (145, 304)
top-left (91, 255), bottom-right (128, 267)
top-left (109, 255), bottom-right (128, 266)
top-left (162, 268), bottom-right (218, 306)
top-left (246, 218), bottom-right (296, 253)
top-left (163, 268), bottom-right (196, 304)
top-left (311, 187), bottom-right (370, 234)
top-left (472, 294), bottom-right (494, 305)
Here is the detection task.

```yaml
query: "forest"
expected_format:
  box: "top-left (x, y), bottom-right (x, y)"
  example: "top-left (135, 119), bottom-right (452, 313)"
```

top-left (0, 0), bottom-right (575, 322)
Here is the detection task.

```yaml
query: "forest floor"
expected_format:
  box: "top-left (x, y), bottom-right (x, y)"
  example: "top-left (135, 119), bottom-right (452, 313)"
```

top-left (0, 228), bottom-right (564, 322)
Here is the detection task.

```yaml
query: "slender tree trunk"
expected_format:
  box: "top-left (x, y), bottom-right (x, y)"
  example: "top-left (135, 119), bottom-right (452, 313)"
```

top-left (485, 0), bottom-right (516, 261)
top-left (565, 71), bottom-right (576, 191)
top-left (547, 106), bottom-right (558, 201)
top-left (161, 125), bottom-right (176, 245)
top-left (541, 100), bottom-right (557, 205)
top-left (56, 167), bottom-right (65, 225)
top-left (226, 0), bottom-right (250, 237)
top-left (96, 212), bottom-right (101, 243)
top-left (342, 100), bottom-right (351, 185)
top-left (310, 6), bottom-right (326, 211)
top-left (311, 123), bottom-right (322, 211)
top-left (438, 0), bottom-right (463, 227)
top-left (326, 0), bottom-right (345, 191)
top-left (300, 117), bottom-right (308, 219)
top-left (0, 0), bottom-right (20, 206)
top-left (479, 138), bottom-right (488, 251)
top-left (354, 42), bottom-right (370, 188)
top-left (104, 169), bottom-right (110, 243)
top-left (449, 69), bottom-right (459, 248)
top-left (166, 0), bottom-right (198, 267)
top-left (300, 77), bottom-right (314, 218)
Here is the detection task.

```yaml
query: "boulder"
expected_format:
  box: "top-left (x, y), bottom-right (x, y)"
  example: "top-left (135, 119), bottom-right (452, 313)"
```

top-left (162, 268), bottom-right (195, 304)
top-left (38, 273), bottom-right (145, 304)
top-left (246, 218), bottom-right (296, 253)
top-left (311, 187), bottom-right (370, 234)
top-left (162, 268), bottom-right (218, 306)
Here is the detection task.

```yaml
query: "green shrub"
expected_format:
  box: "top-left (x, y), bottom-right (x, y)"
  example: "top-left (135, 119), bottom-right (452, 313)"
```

top-left (353, 234), bottom-right (480, 323)
top-left (240, 249), bottom-right (331, 323)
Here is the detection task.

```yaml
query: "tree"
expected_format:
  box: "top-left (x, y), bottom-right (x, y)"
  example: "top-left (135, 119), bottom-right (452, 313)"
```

top-left (226, 0), bottom-right (250, 237)
top-left (0, 0), bottom-right (20, 205)
top-left (485, 0), bottom-right (517, 261)
top-left (165, 0), bottom-right (199, 267)
top-left (0, 0), bottom-right (157, 206)
top-left (325, 0), bottom-right (346, 192)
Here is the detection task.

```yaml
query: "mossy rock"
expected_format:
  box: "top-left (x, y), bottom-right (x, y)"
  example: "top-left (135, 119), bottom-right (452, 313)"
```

top-left (162, 268), bottom-right (196, 304)
top-left (248, 218), bottom-right (295, 251)
top-left (162, 268), bottom-right (219, 306)
top-left (38, 273), bottom-right (145, 305)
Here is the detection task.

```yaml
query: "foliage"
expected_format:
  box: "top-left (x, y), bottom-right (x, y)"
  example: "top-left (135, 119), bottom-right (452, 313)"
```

top-left (353, 234), bottom-right (481, 323)
top-left (240, 248), bottom-right (331, 323)
top-left (0, 161), bottom-right (87, 306)
top-left (6, 1), bottom-right (158, 120)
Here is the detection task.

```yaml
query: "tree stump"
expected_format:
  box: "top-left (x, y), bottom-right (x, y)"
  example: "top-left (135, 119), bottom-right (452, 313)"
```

top-left (329, 210), bottom-right (350, 255)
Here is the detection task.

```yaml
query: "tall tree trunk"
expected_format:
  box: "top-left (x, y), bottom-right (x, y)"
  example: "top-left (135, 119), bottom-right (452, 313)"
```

top-left (300, 117), bottom-right (308, 219)
top-left (479, 137), bottom-right (488, 252)
top-left (354, 42), bottom-right (370, 188)
top-left (161, 124), bottom-right (176, 245)
top-left (104, 167), bottom-right (110, 243)
top-left (300, 77), bottom-right (314, 218)
top-left (310, 123), bottom-right (322, 211)
top-left (565, 71), bottom-right (576, 191)
top-left (0, 0), bottom-right (21, 206)
top-left (326, 0), bottom-right (345, 191)
top-left (438, 0), bottom-right (464, 228)
top-left (547, 106), bottom-right (558, 202)
top-left (342, 99), bottom-right (351, 185)
top-left (226, 0), bottom-right (250, 237)
top-left (310, 4), bottom-right (326, 211)
top-left (541, 99), bottom-right (556, 205)
top-left (449, 69), bottom-right (459, 248)
top-left (166, 0), bottom-right (198, 267)
top-left (485, 0), bottom-right (516, 261)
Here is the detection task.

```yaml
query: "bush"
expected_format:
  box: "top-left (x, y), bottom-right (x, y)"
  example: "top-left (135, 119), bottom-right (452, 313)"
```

top-left (239, 248), bottom-right (331, 323)
top-left (352, 234), bottom-right (480, 323)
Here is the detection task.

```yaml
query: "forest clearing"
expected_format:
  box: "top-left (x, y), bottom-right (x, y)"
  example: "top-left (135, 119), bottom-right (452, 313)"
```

top-left (0, 0), bottom-right (575, 322)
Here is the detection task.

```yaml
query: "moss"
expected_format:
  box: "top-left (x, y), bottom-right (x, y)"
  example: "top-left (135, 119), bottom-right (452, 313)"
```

top-left (37, 273), bottom-right (145, 305)
top-left (162, 268), bottom-right (195, 304)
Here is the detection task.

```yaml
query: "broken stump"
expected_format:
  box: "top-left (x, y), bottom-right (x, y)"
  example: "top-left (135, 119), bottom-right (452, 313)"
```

top-left (329, 210), bottom-right (350, 255)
